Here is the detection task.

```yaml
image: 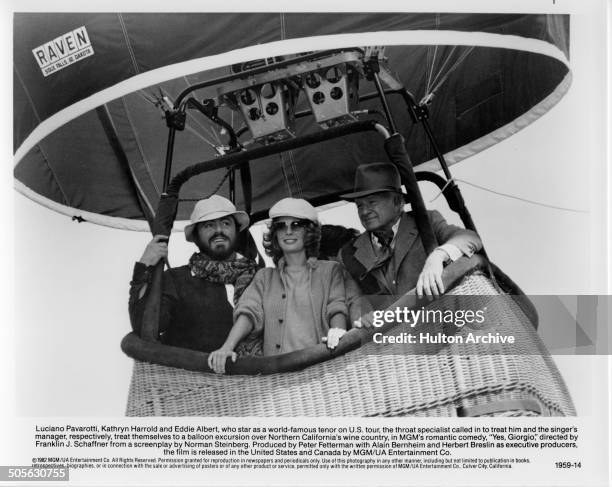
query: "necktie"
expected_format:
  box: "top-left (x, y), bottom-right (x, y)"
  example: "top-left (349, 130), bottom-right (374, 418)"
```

top-left (373, 229), bottom-right (394, 250)
top-left (372, 229), bottom-right (394, 264)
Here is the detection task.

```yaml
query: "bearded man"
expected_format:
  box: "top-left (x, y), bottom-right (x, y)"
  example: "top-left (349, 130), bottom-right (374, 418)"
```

top-left (128, 195), bottom-right (258, 352)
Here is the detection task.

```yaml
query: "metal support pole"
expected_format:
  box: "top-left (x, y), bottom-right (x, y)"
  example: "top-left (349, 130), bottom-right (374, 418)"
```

top-left (420, 115), bottom-right (482, 240)
top-left (228, 168), bottom-right (236, 203)
top-left (371, 72), bottom-right (397, 134)
top-left (399, 90), bottom-right (481, 234)
top-left (384, 134), bottom-right (438, 255)
top-left (140, 105), bottom-right (184, 342)
top-left (240, 164), bottom-right (253, 215)
top-left (396, 89), bottom-right (496, 277)
top-left (163, 127), bottom-right (177, 193)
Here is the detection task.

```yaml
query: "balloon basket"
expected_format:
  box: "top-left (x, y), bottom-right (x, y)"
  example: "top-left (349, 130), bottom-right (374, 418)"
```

top-left (125, 273), bottom-right (575, 417)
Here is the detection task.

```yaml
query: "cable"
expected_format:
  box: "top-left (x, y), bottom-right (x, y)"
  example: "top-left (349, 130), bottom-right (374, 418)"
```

top-left (429, 177), bottom-right (455, 202)
top-left (180, 168), bottom-right (233, 202)
top-left (439, 178), bottom-right (588, 214)
top-left (430, 46), bottom-right (475, 96)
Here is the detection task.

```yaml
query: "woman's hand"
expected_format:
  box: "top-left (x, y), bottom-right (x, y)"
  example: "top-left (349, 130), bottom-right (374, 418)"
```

top-left (323, 328), bottom-right (347, 349)
top-left (207, 315), bottom-right (254, 373)
top-left (207, 348), bottom-right (237, 374)
top-left (353, 311), bottom-right (374, 329)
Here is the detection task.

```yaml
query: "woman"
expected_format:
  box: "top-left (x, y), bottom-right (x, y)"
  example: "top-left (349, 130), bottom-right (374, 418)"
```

top-left (208, 198), bottom-right (348, 374)
top-left (319, 224), bottom-right (372, 326)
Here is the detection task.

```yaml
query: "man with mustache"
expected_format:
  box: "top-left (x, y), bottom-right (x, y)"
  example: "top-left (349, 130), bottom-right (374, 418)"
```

top-left (129, 195), bottom-right (258, 352)
top-left (340, 163), bottom-right (482, 308)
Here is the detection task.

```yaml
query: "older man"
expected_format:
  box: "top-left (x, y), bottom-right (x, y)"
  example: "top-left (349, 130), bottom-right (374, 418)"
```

top-left (129, 195), bottom-right (258, 352)
top-left (340, 162), bottom-right (482, 300)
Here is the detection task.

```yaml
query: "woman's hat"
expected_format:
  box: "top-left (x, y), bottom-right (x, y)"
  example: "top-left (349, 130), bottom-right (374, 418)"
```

top-left (341, 162), bottom-right (404, 200)
top-left (184, 195), bottom-right (250, 242)
top-left (269, 198), bottom-right (318, 223)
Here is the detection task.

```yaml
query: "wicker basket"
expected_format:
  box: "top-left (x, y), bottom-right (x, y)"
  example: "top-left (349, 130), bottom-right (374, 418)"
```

top-left (125, 273), bottom-right (575, 416)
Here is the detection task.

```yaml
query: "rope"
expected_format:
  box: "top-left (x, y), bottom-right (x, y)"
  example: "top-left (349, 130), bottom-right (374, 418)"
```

top-left (427, 46), bottom-right (457, 95)
top-left (13, 63), bottom-right (42, 124)
top-left (426, 45), bottom-right (438, 95)
top-left (287, 150), bottom-right (303, 197)
top-left (180, 168), bottom-right (233, 201)
top-left (37, 139), bottom-right (71, 205)
top-left (279, 13), bottom-right (286, 40)
top-left (429, 46), bottom-right (475, 97)
top-left (278, 152), bottom-right (293, 197)
top-left (425, 13), bottom-right (441, 95)
top-left (139, 88), bottom-right (224, 151)
top-left (137, 90), bottom-right (159, 106)
top-left (117, 13), bottom-right (140, 75)
top-left (429, 177), bottom-right (588, 214)
top-left (180, 76), bottom-right (225, 146)
top-left (421, 46), bottom-right (475, 105)
top-left (429, 177), bottom-right (455, 202)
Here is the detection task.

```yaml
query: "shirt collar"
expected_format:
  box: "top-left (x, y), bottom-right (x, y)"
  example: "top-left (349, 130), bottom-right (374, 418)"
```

top-left (370, 217), bottom-right (401, 248)
top-left (278, 256), bottom-right (318, 270)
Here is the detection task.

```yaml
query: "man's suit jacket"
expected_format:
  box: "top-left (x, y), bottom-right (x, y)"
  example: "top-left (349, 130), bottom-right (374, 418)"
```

top-left (340, 210), bottom-right (481, 296)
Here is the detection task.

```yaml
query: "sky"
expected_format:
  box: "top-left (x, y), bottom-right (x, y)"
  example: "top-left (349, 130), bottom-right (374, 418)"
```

top-left (4, 3), bottom-right (610, 418)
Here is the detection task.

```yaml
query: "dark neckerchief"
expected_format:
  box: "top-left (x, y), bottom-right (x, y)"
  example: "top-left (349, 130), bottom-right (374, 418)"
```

top-left (188, 252), bottom-right (258, 304)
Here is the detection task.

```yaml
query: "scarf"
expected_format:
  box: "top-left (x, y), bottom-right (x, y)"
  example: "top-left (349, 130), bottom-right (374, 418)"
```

top-left (188, 252), bottom-right (258, 304)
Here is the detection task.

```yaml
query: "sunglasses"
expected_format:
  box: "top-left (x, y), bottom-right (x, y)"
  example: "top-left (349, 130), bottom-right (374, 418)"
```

top-left (271, 220), bottom-right (309, 232)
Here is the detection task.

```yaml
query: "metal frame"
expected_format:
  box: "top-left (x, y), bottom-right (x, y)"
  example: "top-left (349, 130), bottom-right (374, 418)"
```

top-left (142, 50), bottom-right (491, 345)
top-left (159, 54), bottom-right (476, 239)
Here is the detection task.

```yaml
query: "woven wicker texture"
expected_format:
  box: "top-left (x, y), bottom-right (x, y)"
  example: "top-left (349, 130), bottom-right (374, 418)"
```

top-left (126, 273), bottom-right (575, 416)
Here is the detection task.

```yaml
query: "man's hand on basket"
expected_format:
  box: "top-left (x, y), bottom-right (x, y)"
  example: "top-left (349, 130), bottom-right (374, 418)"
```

top-left (416, 249), bottom-right (447, 299)
top-left (208, 348), bottom-right (237, 374)
top-left (322, 328), bottom-right (347, 350)
top-left (139, 235), bottom-right (169, 267)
